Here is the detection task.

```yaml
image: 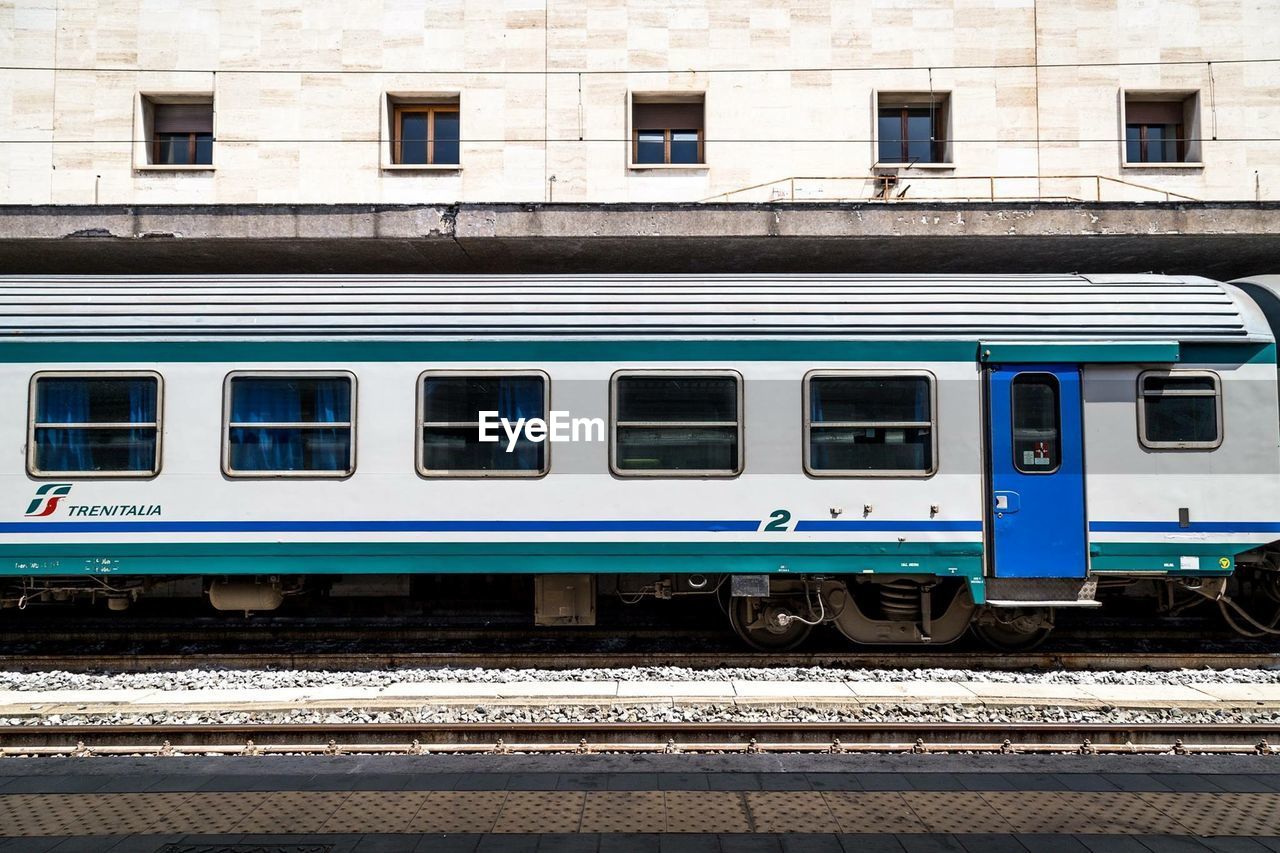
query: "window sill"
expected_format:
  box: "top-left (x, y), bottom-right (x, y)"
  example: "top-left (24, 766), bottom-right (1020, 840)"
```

top-left (1121, 162), bottom-right (1204, 170)
top-left (381, 163), bottom-right (462, 172)
top-left (135, 164), bottom-right (215, 172)
top-left (628, 163), bottom-right (708, 172)
top-left (874, 162), bottom-right (955, 171)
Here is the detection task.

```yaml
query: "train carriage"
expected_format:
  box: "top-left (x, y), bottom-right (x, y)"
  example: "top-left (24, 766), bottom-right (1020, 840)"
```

top-left (2, 273), bottom-right (1278, 650)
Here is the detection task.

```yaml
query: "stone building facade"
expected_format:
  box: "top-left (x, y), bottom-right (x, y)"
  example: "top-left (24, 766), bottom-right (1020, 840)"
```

top-left (2, 0), bottom-right (1277, 206)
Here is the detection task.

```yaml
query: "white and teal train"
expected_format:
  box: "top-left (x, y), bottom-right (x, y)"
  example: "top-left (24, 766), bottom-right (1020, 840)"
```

top-left (4, 273), bottom-right (1280, 650)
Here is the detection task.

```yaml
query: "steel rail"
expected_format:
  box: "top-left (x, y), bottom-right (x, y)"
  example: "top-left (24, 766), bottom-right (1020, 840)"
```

top-left (2, 721), bottom-right (1278, 756)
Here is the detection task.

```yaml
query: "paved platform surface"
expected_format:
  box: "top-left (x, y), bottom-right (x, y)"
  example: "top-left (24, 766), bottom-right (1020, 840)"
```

top-left (0, 755), bottom-right (1278, 851)
top-left (5, 679), bottom-right (1280, 715)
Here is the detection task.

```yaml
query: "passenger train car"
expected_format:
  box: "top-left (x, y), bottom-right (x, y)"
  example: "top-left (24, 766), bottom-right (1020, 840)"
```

top-left (3, 273), bottom-right (1280, 650)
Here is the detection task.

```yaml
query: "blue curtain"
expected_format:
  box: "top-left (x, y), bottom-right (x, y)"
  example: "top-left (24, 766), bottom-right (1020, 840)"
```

top-left (229, 378), bottom-right (349, 472)
top-left (39, 380), bottom-right (93, 471)
top-left (36, 378), bottom-right (156, 472)
top-left (497, 378), bottom-right (543, 470)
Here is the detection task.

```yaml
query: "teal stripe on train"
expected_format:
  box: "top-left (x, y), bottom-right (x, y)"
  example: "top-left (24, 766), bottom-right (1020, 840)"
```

top-left (0, 541), bottom-right (984, 585)
top-left (0, 340), bottom-right (1272, 364)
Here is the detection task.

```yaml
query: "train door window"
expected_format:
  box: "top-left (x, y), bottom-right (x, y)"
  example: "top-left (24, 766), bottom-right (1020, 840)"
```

top-left (803, 372), bottom-right (936, 476)
top-left (611, 371), bottom-right (742, 476)
top-left (28, 372), bottom-right (162, 477)
top-left (223, 372), bottom-right (355, 477)
top-left (418, 371), bottom-right (550, 477)
top-left (1138, 370), bottom-right (1222, 449)
top-left (1011, 373), bottom-right (1060, 473)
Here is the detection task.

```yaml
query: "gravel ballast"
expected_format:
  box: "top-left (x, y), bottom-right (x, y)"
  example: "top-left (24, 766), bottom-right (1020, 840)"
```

top-left (3, 665), bottom-right (1280, 692)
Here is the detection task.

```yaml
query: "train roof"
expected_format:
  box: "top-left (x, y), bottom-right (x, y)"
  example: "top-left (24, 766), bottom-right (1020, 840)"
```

top-left (0, 273), bottom-right (1271, 344)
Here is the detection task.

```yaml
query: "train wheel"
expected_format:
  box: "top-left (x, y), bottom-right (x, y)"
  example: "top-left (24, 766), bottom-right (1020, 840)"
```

top-left (972, 607), bottom-right (1054, 651)
top-left (728, 596), bottom-right (813, 651)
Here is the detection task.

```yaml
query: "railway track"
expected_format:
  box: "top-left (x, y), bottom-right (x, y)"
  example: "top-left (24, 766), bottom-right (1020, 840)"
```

top-left (3, 721), bottom-right (1279, 756)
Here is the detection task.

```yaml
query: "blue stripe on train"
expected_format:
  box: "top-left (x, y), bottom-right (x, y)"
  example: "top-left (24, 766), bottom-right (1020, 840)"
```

top-left (0, 518), bottom-right (984, 535)
top-left (1089, 521), bottom-right (1280, 534)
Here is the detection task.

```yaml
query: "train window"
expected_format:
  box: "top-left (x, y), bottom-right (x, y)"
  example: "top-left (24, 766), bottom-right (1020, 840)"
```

top-left (223, 372), bottom-right (355, 477)
top-left (1138, 370), bottom-right (1222, 450)
top-left (803, 372), bottom-right (936, 477)
top-left (418, 372), bottom-right (550, 477)
top-left (28, 372), bottom-right (162, 477)
top-left (611, 371), bottom-right (742, 477)
top-left (1011, 373), bottom-right (1061, 473)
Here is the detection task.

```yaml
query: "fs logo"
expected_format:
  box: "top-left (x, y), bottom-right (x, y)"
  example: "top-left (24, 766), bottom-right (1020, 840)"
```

top-left (25, 483), bottom-right (71, 517)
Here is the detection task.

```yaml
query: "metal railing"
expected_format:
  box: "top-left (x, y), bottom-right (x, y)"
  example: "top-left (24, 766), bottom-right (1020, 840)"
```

top-left (701, 174), bottom-right (1200, 204)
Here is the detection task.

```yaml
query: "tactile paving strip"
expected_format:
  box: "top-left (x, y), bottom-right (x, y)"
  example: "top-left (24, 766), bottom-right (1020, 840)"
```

top-left (1138, 792), bottom-right (1280, 836)
top-left (234, 791), bottom-right (353, 834)
top-left (664, 791), bottom-right (752, 833)
top-left (1, 790), bottom-right (1279, 836)
top-left (902, 791), bottom-right (1019, 833)
top-left (319, 791), bottom-right (432, 834)
top-left (407, 791), bottom-right (506, 833)
top-left (745, 791), bottom-right (838, 833)
top-left (823, 792), bottom-right (929, 833)
top-left (579, 791), bottom-right (665, 832)
top-left (492, 791), bottom-right (586, 833)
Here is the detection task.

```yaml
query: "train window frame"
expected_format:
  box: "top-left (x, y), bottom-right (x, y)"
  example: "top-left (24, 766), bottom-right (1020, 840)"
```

top-left (801, 370), bottom-right (938, 479)
top-left (416, 369), bottom-right (552, 479)
top-left (609, 369), bottom-right (744, 478)
top-left (1136, 369), bottom-right (1223, 450)
top-left (27, 370), bottom-right (164, 480)
top-left (221, 370), bottom-right (358, 479)
top-left (1010, 372), bottom-right (1062, 474)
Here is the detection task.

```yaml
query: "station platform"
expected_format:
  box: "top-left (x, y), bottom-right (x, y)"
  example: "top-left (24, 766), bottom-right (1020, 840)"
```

top-left (0, 754), bottom-right (1278, 851)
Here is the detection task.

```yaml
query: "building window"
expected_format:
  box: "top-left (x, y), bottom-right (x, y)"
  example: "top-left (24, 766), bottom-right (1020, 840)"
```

top-left (392, 103), bottom-right (460, 166)
top-left (28, 372), bottom-right (162, 477)
top-left (1138, 371), bottom-right (1221, 449)
top-left (1123, 92), bottom-right (1201, 165)
top-left (147, 100), bottom-right (213, 166)
top-left (1011, 373), bottom-right (1061, 473)
top-left (224, 373), bottom-right (355, 477)
top-left (630, 96), bottom-right (705, 166)
top-left (804, 372), bottom-right (936, 477)
top-left (876, 93), bottom-right (950, 165)
top-left (611, 372), bottom-right (741, 476)
top-left (418, 372), bottom-right (549, 477)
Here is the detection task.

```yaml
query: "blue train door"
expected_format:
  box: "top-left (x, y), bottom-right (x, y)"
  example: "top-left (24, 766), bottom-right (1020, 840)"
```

top-left (986, 365), bottom-right (1087, 578)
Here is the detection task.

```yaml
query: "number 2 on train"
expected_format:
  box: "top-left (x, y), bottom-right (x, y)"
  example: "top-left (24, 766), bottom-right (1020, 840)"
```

top-left (762, 509), bottom-right (792, 532)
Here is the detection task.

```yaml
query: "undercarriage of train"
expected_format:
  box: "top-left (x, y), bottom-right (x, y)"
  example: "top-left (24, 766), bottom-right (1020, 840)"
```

top-left (5, 559), bottom-right (1280, 651)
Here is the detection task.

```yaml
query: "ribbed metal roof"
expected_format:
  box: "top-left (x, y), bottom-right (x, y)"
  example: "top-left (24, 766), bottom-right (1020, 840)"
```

top-left (0, 274), bottom-right (1269, 342)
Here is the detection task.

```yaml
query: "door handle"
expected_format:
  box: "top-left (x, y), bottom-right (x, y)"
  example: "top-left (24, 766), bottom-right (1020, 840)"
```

top-left (994, 491), bottom-right (1021, 513)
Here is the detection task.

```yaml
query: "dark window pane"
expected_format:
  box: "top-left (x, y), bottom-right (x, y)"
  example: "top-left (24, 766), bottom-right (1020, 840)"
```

top-left (877, 111), bottom-right (903, 162)
top-left (229, 377), bottom-right (350, 424)
top-left (810, 377), bottom-right (930, 423)
top-left (433, 111), bottom-right (460, 164)
top-left (1012, 373), bottom-right (1060, 472)
top-left (399, 113), bottom-right (428, 164)
top-left (422, 376), bottom-right (544, 423)
top-left (670, 130), bottom-right (699, 164)
top-left (905, 107), bottom-right (934, 162)
top-left (809, 426), bottom-right (932, 472)
top-left (228, 427), bottom-right (350, 472)
top-left (616, 426), bottom-right (737, 471)
top-left (194, 133), bottom-right (213, 165)
top-left (1143, 375), bottom-right (1217, 394)
top-left (616, 376), bottom-right (737, 422)
top-left (1126, 125), bottom-right (1142, 163)
top-left (36, 377), bottom-right (157, 424)
top-left (1144, 396), bottom-right (1218, 444)
top-left (34, 428), bottom-right (156, 473)
top-left (155, 133), bottom-right (189, 165)
top-left (635, 130), bottom-right (665, 164)
top-left (422, 427), bottom-right (544, 472)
